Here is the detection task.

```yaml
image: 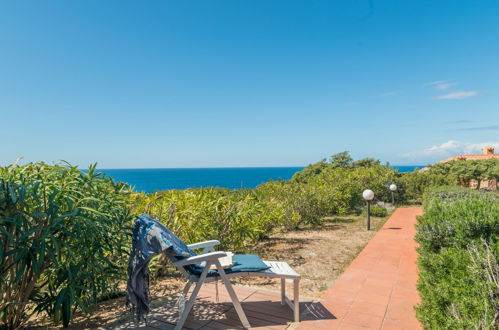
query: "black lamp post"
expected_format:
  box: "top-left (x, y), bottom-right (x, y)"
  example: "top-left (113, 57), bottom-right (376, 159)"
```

top-left (362, 189), bottom-right (374, 230)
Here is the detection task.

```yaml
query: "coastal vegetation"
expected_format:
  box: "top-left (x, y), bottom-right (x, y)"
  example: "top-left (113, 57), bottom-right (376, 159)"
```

top-left (2, 153), bottom-right (497, 328)
top-left (415, 186), bottom-right (498, 329)
top-left (131, 152), bottom-right (403, 254)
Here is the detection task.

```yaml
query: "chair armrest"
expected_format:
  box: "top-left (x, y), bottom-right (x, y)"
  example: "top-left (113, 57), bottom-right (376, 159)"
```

top-left (172, 251), bottom-right (227, 267)
top-left (187, 240), bottom-right (221, 251)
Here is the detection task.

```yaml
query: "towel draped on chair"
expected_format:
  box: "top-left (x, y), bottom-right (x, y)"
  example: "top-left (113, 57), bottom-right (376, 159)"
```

top-left (126, 214), bottom-right (195, 322)
top-left (126, 214), bottom-right (269, 322)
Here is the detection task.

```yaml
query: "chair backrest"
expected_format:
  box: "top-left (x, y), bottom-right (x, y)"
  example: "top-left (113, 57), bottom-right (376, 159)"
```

top-left (135, 214), bottom-right (196, 256)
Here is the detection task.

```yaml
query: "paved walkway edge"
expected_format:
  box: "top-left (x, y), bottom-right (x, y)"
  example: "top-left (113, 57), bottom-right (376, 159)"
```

top-left (298, 207), bottom-right (423, 330)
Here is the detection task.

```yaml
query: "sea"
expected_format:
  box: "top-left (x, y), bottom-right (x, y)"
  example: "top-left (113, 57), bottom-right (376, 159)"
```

top-left (96, 166), bottom-right (423, 193)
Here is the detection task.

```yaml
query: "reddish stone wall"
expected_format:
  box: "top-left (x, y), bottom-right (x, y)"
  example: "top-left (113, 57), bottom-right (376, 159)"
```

top-left (464, 179), bottom-right (497, 191)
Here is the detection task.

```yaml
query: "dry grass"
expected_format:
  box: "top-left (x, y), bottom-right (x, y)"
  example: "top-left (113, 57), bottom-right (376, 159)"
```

top-left (28, 213), bottom-right (389, 328)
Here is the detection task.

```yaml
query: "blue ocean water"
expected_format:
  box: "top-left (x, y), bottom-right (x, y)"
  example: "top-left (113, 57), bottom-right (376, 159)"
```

top-left (393, 165), bottom-right (425, 173)
top-left (97, 166), bottom-right (422, 193)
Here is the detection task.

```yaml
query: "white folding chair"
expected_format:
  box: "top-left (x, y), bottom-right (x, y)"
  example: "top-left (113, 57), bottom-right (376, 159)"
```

top-left (170, 240), bottom-right (301, 329)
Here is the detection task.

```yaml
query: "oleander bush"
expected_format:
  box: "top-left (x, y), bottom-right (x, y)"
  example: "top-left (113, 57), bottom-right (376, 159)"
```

top-left (131, 188), bottom-right (287, 252)
top-left (0, 162), bottom-right (132, 329)
top-left (416, 186), bottom-right (499, 329)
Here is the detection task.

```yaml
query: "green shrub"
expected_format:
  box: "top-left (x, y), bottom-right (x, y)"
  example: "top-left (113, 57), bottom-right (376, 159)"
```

top-left (395, 171), bottom-right (457, 204)
top-left (416, 186), bottom-right (498, 329)
top-left (0, 162), bottom-right (132, 328)
top-left (418, 187), bottom-right (498, 253)
top-left (362, 205), bottom-right (388, 217)
top-left (310, 165), bottom-right (398, 213)
top-left (255, 181), bottom-right (327, 228)
top-left (258, 164), bottom-right (397, 227)
top-left (417, 241), bottom-right (498, 328)
top-left (422, 185), bottom-right (492, 203)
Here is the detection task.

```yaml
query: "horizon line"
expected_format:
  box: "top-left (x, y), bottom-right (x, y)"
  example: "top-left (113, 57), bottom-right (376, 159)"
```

top-left (91, 164), bottom-right (427, 170)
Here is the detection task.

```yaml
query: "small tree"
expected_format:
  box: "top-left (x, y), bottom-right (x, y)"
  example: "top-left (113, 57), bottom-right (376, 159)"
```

top-left (330, 151), bottom-right (353, 169)
top-left (352, 158), bottom-right (382, 168)
top-left (291, 159), bottom-right (329, 183)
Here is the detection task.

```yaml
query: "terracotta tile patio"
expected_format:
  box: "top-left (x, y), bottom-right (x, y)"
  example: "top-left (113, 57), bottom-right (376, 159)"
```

top-left (107, 283), bottom-right (321, 329)
top-left (298, 207), bottom-right (423, 330)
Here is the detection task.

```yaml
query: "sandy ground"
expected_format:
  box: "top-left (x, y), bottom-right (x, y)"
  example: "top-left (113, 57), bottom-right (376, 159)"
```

top-left (28, 214), bottom-right (388, 329)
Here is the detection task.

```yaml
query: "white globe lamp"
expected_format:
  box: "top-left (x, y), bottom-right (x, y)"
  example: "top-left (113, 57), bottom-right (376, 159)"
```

top-left (362, 189), bottom-right (374, 201)
top-left (389, 184), bottom-right (397, 205)
top-left (362, 189), bottom-right (374, 230)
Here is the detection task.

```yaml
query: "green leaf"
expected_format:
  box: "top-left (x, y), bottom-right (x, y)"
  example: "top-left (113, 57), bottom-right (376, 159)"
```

top-left (61, 290), bottom-right (72, 328)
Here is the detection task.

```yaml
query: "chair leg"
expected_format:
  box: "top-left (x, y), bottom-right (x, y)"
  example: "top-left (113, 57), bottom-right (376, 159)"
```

top-left (280, 278), bottom-right (286, 305)
top-left (181, 281), bottom-right (192, 298)
top-left (175, 264), bottom-right (210, 330)
top-left (293, 279), bottom-right (300, 322)
top-left (214, 260), bottom-right (251, 328)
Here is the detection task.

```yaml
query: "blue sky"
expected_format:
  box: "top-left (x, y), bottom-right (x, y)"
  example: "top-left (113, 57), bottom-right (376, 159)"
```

top-left (1, 0), bottom-right (498, 168)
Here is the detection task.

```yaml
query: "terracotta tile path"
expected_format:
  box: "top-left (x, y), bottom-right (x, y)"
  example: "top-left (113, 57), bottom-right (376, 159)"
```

top-left (298, 207), bottom-right (423, 330)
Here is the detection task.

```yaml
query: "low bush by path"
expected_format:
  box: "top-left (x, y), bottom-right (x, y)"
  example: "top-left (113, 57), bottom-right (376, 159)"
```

top-left (416, 186), bottom-right (498, 329)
